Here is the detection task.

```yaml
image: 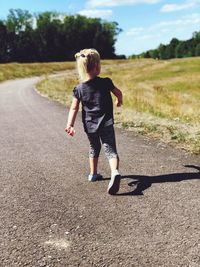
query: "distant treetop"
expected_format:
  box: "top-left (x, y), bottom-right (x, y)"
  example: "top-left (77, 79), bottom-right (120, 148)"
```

top-left (0, 9), bottom-right (122, 63)
top-left (129, 31), bottom-right (200, 60)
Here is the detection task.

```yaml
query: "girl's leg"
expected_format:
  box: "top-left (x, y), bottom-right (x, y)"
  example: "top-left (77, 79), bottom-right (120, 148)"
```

top-left (101, 125), bottom-right (121, 194)
top-left (108, 156), bottom-right (120, 173)
top-left (89, 157), bottom-right (99, 175)
top-left (87, 132), bottom-right (101, 175)
top-left (100, 125), bottom-right (119, 172)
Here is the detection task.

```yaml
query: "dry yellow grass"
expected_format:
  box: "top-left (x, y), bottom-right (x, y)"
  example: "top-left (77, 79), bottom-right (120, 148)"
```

top-left (6, 58), bottom-right (200, 154)
top-left (0, 62), bottom-right (75, 82)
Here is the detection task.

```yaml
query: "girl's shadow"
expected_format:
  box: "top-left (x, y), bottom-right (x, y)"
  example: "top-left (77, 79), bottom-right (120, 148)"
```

top-left (117, 165), bottom-right (200, 196)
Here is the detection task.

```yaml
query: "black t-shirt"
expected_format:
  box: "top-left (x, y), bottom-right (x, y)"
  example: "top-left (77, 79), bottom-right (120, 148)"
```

top-left (73, 76), bottom-right (115, 133)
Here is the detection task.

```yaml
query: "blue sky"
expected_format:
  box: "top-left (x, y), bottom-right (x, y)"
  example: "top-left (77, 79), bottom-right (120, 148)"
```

top-left (1, 0), bottom-right (200, 56)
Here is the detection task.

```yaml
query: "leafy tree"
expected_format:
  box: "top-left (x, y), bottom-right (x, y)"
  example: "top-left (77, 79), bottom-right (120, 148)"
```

top-left (150, 49), bottom-right (159, 59)
top-left (158, 44), bottom-right (168, 59)
top-left (34, 12), bottom-right (64, 61)
top-left (96, 21), bottom-right (121, 58)
top-left (195, 43), bottom-right (200, 56)
top-left (0, 20), bottom-right (8, 62)
top-left (131, 31), bottom-right (200, 60)
top-left (0, 9), bottom-right (121, 62)
top-left (5, 9), bottom-right (34, 62)
top-left (175, 42), bottom-right (186, 58)
top-left (143, 51), bottom-right (151, 58)
top-left (6, 9), bottom-right (33, 33)
top-left (192, 31), bottom-right (200, 41)
top-left (168, 38), bottom-right (179, 58)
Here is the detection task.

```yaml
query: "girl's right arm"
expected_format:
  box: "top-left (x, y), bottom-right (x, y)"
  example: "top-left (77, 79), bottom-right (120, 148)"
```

top-left (111, 87), bottom-right (123, 107)
top-left (65, 97), bottom-right (80, 136)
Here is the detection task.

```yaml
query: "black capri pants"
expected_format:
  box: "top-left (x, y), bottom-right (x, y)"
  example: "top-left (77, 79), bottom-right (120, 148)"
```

top-left (87, 124), bottom-right (118, 159)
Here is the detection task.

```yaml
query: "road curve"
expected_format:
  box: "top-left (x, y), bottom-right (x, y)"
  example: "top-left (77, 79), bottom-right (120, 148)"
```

top-left (0, 77), bottom-right (200, 267)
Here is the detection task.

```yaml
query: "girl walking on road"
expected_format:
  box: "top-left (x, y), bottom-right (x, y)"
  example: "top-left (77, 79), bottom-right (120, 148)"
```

top-left (65, 48), bottom-right (123, 195)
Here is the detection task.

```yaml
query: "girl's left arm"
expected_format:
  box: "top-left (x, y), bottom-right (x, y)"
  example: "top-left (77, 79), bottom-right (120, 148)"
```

top-left (111, 87), bottom-right (123, 107)
top-left (65, 97), bottom-right (80, 136)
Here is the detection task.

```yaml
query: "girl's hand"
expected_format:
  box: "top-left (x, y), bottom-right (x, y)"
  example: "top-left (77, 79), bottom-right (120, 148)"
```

top-left (112, 87), bottom-right (123, 107)
top-left (65, 126), bottom-right (75, 136)
top-left (115, 98), bottom-right (122, 107)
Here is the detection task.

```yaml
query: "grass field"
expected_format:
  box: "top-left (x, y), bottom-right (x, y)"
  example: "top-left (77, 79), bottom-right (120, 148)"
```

top-left (1, 58), bottom-right (200, 154)
top-left (36, 57), bottom-right (200, 154)
top-left (0, 62), bottom-right (75, 82)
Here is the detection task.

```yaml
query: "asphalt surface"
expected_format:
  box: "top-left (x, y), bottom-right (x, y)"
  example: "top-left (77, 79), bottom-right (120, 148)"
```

top-left (0, 77), bottom-right (200, 267)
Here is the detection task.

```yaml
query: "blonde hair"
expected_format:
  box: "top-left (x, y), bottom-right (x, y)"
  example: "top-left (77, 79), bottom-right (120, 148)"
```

top-left (75, 48), bottom-right (100, 82)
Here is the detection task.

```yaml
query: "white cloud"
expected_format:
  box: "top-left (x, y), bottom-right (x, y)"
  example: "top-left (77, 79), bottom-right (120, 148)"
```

top-left (161, 0), bottom-right (199, 12)
top-left (136, 34), bottom-right (160, 40)
top-left (86, 0), bottom-right (160, 8)
top-left (125, 13), bottom-right (200, 43)
top-left (78, 9), bottom-right (113, 18)
top-left (154, 13), bottom-right (200, 28)
top-left (132, 13), bottom-right (200, 35)
top-left (126, 27), bottom-right (144, 36)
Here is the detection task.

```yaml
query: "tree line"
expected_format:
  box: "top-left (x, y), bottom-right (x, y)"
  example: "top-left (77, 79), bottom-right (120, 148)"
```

top-left (0, 9), bottom-right (122, 63)
top-left (130, 31), bottom-right (200, 59)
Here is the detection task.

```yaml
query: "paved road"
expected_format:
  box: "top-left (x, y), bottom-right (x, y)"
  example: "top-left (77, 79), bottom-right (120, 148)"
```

top-left (0, 77), bottom-right (200, 267)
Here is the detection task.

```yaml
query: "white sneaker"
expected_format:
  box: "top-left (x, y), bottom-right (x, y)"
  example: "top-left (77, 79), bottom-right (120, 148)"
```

top-left (107, 170), bottom-right (121, 195)
top-left (88, 173), bottom-right (103, 182)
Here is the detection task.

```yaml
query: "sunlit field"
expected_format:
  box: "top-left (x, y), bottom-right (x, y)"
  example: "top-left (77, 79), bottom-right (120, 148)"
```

top-left (0, 60), bottom-right (125, 82)
top-left (36, 57), bottom-right (200, 153)
top-left (0, 62), bottom-right (75, 82)
top-left (2, 58), bottom-right (200, 153)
